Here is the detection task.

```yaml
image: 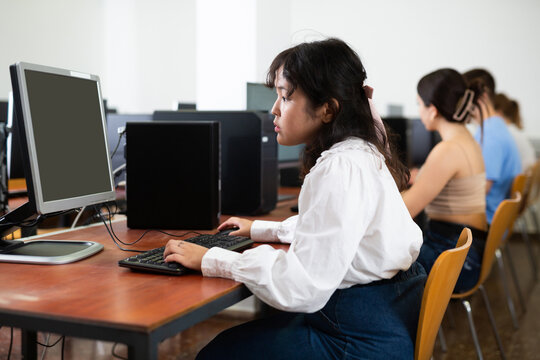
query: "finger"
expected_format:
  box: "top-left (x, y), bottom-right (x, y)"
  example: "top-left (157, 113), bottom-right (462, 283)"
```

top-left (163, 240), bottom-right (182, 257)
top-left (218, 218), bottom-right (238, 231)
top-left (164, 253), bottom-right (184, 264)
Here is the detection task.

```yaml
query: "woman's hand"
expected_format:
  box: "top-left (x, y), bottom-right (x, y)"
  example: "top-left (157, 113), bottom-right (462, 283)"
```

top-left (217, 217), bottom-right (253, 237)
top-left (163, 240), bottom-right (209, 271)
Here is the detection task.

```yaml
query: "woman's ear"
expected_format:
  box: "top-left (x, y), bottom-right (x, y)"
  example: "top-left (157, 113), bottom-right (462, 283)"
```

top-left (321, 98), bottom-right (339, 123)
top-left (428, 104), bottom-right (439, 121)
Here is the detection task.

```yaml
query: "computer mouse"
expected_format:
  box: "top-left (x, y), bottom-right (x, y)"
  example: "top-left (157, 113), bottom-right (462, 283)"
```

top-left (217, 227), bottom-right (239, 236)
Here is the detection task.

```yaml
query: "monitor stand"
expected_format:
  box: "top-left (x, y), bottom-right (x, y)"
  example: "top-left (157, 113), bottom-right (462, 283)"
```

top-left (0, 202), bottom-right (104, 264)
top-left (0, 240), bottom-right (103, 264)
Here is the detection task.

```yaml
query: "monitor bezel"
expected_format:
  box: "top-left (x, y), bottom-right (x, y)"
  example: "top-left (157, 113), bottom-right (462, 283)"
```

top-left (12, 62), bottom-right (116, 215)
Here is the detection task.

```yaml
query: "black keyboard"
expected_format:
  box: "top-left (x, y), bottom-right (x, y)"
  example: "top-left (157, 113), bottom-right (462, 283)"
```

top-left (118, 233), bottom-right (253, 275)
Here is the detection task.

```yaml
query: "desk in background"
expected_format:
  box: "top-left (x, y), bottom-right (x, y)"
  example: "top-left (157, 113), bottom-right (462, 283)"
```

top-left (0, 188), bottom-right (298, 360)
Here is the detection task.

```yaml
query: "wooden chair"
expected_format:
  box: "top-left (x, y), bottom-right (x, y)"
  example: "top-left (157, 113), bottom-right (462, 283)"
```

top-left (451, 192), bottom-right (521, 360)
top-left (513, 165), bottom-right (540, 282)
top-left (496, 172), bottom-right (535, 328)
top-left (415, 228), bottom-right (472, 360)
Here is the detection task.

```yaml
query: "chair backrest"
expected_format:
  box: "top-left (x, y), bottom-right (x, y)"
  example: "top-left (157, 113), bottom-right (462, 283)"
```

top-left (477, 192), bottom-right (522, 288)
top-left (415, 228), bottom-right (472, 360)
top-left (511, 173), bottom-right (531, 217)
top-left (527, 159), bottom-right (540, 204)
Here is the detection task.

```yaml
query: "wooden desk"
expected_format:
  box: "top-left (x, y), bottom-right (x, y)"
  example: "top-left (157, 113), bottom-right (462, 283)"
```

top-left (0, 191), bottom-right (297, 360)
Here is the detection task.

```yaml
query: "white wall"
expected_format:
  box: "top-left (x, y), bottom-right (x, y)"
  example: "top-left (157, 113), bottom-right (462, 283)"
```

top-left (289, 0), bottom-right (540, 136)
top-left (0, 0), bottom-right (106, 99)
top-left (103, 0), bottom-right (196, 113)
top-left (0, 0), bottom-right (196, 114)
top-left (1, 0), bottom-right (539, 136)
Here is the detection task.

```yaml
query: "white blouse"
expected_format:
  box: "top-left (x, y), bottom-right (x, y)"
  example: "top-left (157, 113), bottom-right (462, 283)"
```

top-left (201, 137), bottom-right (422, 313)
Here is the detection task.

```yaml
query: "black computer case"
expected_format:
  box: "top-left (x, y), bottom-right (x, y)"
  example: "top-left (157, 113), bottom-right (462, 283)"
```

top-left (153, 111), bottom-right (278, 215)
top-left (126, 121), bottom-right (220, 230)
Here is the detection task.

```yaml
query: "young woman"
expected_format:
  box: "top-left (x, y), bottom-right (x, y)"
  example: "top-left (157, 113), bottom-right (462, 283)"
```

top-left (402, 68), bottom-right (487, 292)
top-left (494, 93), bottom-right (536, 170)
top-left (463, 69), bottom-right (522, 224)
top-left (164, 38), bottom-right (425, 359)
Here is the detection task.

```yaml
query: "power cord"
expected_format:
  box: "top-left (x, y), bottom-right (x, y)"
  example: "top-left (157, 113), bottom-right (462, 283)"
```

top-left (35, 333), bottom-right (65, 360)
top-left (93, 203), bottom-right (202, 252)
top-left (6, 327), bottom-right (13, 360)
top-left (110, 128), bottom-right (125, 160)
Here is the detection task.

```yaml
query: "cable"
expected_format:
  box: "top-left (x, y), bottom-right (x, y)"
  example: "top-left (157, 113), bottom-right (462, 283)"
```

top-left (40, 333), bottom-right (51, 360)
top-left (7, 327), bottom-right (13, 360)
top-left (110, 129), bottom-right (125, 160)
top-left (37, 334), bottom-right (64, 347)
top-left (93, 203), bottom-right (202, 252)
top-left (70, 206), bottom-right (86, 229)
top-left (112, 342), bottom-right (128, 360)
top-left (0, 209), bottom-right (76, 229)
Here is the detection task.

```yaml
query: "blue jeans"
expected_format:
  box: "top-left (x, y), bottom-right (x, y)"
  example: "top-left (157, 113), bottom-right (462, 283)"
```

top-left (196, 262), bottom-right (426, 360)
top-left (417, 219), bottom-right (487, 293)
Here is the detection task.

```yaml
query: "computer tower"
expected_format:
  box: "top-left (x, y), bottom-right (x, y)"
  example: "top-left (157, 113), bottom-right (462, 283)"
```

top-left (126, 121), bottom-right (220, 230)
top-left (153, 111), bottom-right (278, 215)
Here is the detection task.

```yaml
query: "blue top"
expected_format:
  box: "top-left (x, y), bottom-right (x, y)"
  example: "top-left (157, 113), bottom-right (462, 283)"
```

top-left (474, 116), bottom-right (522, 223)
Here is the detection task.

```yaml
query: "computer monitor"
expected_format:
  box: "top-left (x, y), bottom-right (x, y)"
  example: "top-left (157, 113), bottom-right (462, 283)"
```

top-left (246, 83), bottom-right (304, 186)
top-left (246, 82), bottom-right (275, 112)
top-left (177, 102), bottom-right (197, 110)
top-left (383, 117), bottom-right (440, 168)
top-left (409, 118), bottom-right (440, 167)
top-left (0, 62), bottom-right (116, 264)
top-left (106, 113), bottom-right (152, 186)
top-left (6, 92), bottom-right (26, 180)
top-left (0, 100), bottom-right (8, 213)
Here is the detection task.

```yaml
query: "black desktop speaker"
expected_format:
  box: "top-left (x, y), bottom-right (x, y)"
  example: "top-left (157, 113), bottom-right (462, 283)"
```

top-left (126, 121), bottom-right (220, 230)
top-left (153, 111), bottom-right (278, 215)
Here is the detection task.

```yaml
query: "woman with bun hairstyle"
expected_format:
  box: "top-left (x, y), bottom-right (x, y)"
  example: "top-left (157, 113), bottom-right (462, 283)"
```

top-left (403, 68), bottom-right (487, 292)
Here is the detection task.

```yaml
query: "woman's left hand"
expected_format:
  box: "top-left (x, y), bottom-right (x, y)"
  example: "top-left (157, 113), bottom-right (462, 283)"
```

top-left (163, 239), bottom-right (209, 271)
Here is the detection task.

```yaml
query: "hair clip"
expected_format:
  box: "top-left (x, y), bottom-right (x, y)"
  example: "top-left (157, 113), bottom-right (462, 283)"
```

top-left (453, 89), bottom-right (475, 122)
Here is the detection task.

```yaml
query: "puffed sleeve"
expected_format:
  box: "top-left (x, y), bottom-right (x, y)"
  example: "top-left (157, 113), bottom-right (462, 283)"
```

top-left (250, 216), bottom-right (298, 243)
top-left (201, 154), bottom-right (374, 312)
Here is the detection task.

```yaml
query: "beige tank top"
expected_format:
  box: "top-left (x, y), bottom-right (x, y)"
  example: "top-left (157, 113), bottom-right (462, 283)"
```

top-left (425, 142), bottom-right (486, 216)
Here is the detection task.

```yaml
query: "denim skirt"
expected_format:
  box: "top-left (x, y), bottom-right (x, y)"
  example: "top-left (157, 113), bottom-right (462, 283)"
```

top-left (417, 219), bottom-right (487, 293)
top-left (196, 262), bottom-right (426, 360)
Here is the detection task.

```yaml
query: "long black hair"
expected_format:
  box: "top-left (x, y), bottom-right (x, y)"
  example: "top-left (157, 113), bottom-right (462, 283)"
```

top-left (266, 38), bottom-right (409, 190)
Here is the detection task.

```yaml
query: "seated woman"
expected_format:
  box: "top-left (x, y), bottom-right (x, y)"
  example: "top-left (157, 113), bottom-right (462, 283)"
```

top-left (494, 93), bottom-right (536, 171)
top-left (403, 68), bottom-right (487, 293)
top-left (163, 38), bottom-right (426, 359)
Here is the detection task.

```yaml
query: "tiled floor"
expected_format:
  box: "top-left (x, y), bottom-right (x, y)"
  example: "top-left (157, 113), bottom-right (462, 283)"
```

top-left (1, 233), bottom-right (539, 359)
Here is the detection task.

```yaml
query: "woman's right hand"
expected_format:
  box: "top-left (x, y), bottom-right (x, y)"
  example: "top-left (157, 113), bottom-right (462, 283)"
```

top-left (218, 217), bottom-right (253, 237)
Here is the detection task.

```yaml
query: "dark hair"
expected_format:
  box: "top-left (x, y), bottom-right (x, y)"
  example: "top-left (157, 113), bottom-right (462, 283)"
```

top-left (494, 93), bottom-right (522, 129)
top-left (462, 68), bottom-right (496, 103)
top-left (417, 68), bottom-right (479, 123)
top-left (265, 38), bottom-right (409, 190)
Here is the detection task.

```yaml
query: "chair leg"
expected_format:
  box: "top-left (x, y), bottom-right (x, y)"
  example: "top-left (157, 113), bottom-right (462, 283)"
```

top-left (519, 217), bottom-right (538, 281)
top-left (495, 248), bottom-right (519, 329)
top-left (503, 240), bottom-right (527, 312)
top-left (437, 326), bottom-right (447, 353)
top-left (461, 299), bottom-right (484, 360)
top-left (478, 285), bottom-right (507, 360)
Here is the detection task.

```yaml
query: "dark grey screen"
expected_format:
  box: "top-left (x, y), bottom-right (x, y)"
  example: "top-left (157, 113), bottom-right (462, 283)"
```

top-left (24, 70), bottom-right (112, 202)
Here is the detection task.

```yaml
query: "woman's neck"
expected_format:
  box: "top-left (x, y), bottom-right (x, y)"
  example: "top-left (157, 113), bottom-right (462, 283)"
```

top-left (436, 120), bottom-right (468, 141)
